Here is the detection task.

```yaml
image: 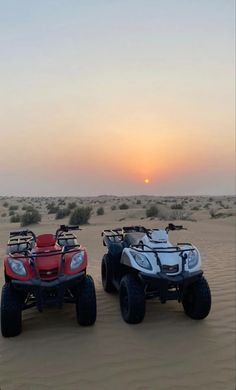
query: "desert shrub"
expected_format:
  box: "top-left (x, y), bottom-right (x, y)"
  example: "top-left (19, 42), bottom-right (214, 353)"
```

top-left (56, 208), bottom-right (70, 219)
top-left (209, 208), bottom-right (232, 219)
top-left (3, 202), bottom-right (8, 208)
top-left (146, 205), bottom-right (159, 218)
top-left (136, 199), bottom-right (141, 205)
top-left (69, 207), bottom-right (92, 225)
top-left (1, 212), bottom-right (7, 217)
top-left (21, 208), bottom-right (41, 226)
top-left (10, 214), bottom-right (21, 223)
top-left (171, 204), bottom-right (183, 210)
top-left (9, 210), bottom-right (15, 216)
top-left (58, 199), bottom-right (66, 206)
top-left (68, 202), bottom-right (77, 210)
top-left (9, 205), bottom-right (19, 211)
top-left (119, 203), bottom-right (129, 210)
top-left (209, 208), bottom-right (217, 218)
top-left (47, 202), bottom-right (59, 214)
top-left (22, 205), bottom-right (36, 212)
top-left (97, 207), bottom-right (104, 216)
top-left (218, 200), bottom-right (228, 209)
top-left (191, 206), bottom-right (200, 211)
top-left (170, 210), bottom-right (193, 221)
top-left (111, 205), bottom-right (116, 210)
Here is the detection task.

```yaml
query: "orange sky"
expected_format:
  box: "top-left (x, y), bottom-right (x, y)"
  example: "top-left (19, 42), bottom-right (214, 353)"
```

top-left (0, 1), bottom-right (235, 195)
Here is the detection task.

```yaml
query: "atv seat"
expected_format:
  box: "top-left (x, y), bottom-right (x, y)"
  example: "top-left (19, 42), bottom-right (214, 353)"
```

top-left (123, 232), bottom-right (145, 248)
top-left (36, 234), bottom-right (56, 248)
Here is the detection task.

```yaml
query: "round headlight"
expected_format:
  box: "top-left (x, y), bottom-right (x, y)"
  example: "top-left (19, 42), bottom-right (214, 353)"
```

top-left (70, 251), bottom-right (84, 270)
top-left (188, 250), bottom-right (199, 269)
top-left (8, 259), bottom-right (27, 276)
top-left (133, 252), bottom-right (152, 270)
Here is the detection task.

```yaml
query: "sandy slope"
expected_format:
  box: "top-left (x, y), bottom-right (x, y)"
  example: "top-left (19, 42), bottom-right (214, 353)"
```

top-left (0, 202), bottom-right (235, 390)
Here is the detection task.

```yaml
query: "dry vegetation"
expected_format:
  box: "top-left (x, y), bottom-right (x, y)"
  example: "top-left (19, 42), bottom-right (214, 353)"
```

top-left (0, 195), bottom-right (235, 227)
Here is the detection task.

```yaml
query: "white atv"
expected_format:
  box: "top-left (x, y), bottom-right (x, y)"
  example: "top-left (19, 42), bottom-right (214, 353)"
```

top-left (101, 224), bottom-right (211, 324)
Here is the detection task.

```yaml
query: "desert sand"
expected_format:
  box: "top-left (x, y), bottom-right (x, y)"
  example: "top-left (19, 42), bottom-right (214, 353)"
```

top-left (0, 196), bottom-right (235, 390)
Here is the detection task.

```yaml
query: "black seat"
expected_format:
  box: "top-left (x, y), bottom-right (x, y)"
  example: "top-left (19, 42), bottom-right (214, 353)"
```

top-left (123, 233), bottom-right (145, 248)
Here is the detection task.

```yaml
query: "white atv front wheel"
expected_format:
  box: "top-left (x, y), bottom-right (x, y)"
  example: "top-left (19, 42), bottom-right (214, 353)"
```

top-left (182, 276), bottom-right (211, 320)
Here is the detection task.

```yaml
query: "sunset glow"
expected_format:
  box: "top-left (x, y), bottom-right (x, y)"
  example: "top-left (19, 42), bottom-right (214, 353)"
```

top-left (0, 1), bottom-right (234, 196)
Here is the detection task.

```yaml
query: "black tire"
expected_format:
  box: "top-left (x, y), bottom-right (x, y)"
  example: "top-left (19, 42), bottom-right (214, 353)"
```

top-left (182, 276), bottom-right (211, 320)
top-left (119, 274), bottom-right (145, 324)
top-left (101, 254), bottom-right (116, 293)
top-left (76, 275), bottom-right (97, 326)
top-left (1, 283), bottom-right (22, 337)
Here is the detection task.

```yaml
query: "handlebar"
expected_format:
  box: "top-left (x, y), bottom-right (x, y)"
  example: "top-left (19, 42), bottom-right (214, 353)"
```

top-left (165, 223), bottom-right (186, 232)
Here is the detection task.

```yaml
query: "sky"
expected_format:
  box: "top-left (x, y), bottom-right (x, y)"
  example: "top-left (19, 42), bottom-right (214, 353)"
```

top-left (0, 0), bottom-right (235, 196)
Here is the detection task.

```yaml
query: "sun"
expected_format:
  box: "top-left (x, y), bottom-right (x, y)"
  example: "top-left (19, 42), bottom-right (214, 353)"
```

top-left (144, 178), bottom-right (150, 184)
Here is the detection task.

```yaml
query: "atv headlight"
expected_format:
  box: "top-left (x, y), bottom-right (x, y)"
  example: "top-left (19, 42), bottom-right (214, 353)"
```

top-left (187, 250), bottom-right (199, 269)
top-left (133, 252), bottom-right (152, 270)
top-left (70, 251), bottom-right (84, 270)
top-left (8, 259), bottom-right (27, 276)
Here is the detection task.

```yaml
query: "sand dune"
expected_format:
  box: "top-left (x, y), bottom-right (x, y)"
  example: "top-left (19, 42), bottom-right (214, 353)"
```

top-left (0, 196), bottom-right (235, 389)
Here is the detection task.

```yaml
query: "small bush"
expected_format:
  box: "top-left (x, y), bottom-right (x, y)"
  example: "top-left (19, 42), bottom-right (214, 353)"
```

top-left (111, 205), bottom-right (116, 210)
top-left (1, 212), bottom-right (7, 217)
top-left (119, 203), bottom-right (129, 210)
top-left (170, 210), bottom-right (193, 221)
top-left (171, 204), bottom-right (183, 210)
top-left (10, 214), bottom-right (21, 223)
top-left (3, 202), bottom-right (8, 208)
top-left (21, 209), bottom-right (41, 226)
top-left (22, 204), bottom-right (30, 210)
top-left (58, 199), bottom-right (66, 206)
top-left (97, 207), bottom-right (104, 216)
top-left (69, 207), bottom-right (92, 225)
top-left (68, 202), bottom-right (77, 210)
top-left (191, 206), bottom-right (200, 211)
top-left (146, 205), bottom-right (159, 218)
top-left (56, 208), bottom-right (70, 219)
top-left (22, 205), bottom-right (36, 212)
top-left (47, 202), bottom-right (59, 214)
top-left (209, 208), bottom-right (216, 218)
top-left (136, 199), bottom-right (141, 205)
top-left (9, 210), bottom-right (15, 216)
top-left (9, 205), bottom-right (19, 211)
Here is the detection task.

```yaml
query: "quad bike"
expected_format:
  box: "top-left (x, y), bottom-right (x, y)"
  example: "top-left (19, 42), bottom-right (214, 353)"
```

top-left (1, 225), bottom-right (96, 337)
top-left (101, 224), bottom-right (211, 324)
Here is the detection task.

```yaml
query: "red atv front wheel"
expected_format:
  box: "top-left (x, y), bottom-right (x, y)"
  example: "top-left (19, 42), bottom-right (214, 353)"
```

top-left (76, 275), bottom-right (97, 326)
top-left (1, 283), bottom-right (23, 337)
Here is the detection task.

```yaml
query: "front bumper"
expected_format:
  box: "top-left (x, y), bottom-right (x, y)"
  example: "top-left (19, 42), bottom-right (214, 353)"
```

top-left (12, 271), bottom-right (85, 290)
top-left (139, 270), bottom-right (203, 303)
top-left (12, 271), bottom-right (85, 311)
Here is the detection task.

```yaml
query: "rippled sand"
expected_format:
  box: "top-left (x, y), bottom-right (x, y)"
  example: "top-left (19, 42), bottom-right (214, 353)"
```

top-left (0, 199), bottom-right (235, 390)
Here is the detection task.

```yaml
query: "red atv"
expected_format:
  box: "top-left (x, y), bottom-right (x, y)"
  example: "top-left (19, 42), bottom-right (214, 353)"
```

top-left (1, 225), bottom-right (96, 337)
